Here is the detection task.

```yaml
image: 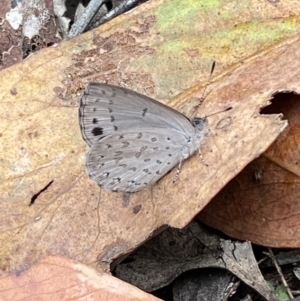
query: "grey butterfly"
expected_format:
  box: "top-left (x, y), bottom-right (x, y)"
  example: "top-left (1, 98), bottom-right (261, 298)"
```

top-left (79, 83), bottom-right (207, 192)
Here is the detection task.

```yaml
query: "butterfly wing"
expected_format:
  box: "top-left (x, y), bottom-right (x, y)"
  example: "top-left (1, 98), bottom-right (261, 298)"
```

top-left (79, 83), bottom-right (195, 147)
top-left (85, 129), bottom-right (189, 192)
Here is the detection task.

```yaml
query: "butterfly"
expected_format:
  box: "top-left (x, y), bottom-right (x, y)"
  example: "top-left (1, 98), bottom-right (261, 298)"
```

top-left (79, 83), bottom-right (208, 192)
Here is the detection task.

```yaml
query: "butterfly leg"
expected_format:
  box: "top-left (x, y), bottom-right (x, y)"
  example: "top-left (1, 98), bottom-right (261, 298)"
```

top-left (173, 157), bottom-right (183, 183)
top-left (198, 147), bottom-right (209, 167)
top-left (122, 192), bottom-right (131, 206)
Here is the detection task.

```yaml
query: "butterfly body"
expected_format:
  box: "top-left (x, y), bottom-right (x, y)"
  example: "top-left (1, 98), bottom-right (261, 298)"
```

top-left (79, 83), bottom-right (207, 192)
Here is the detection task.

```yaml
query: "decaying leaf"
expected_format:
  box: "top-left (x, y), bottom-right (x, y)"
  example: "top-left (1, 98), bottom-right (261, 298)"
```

top-left (198, 92), bottom-right (300, 248)
top-left (172, 269), bottom-right (232, 301)
top-left (0, 0), bottom-right (297, 275)
top-left (115, 222), bottom-right (278, 300)
top-left (0, 255), bottom-right (161, 301)
top-left (0, 0), bottom-right (59, 70)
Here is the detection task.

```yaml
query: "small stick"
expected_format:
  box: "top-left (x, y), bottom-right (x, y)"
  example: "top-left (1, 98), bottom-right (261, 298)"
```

top-left (266, 248), bottom-right (294, 299)
top-left (68, 0), bottom-right (107, 39)
top-left (87, 0), bottom-right (141, 30)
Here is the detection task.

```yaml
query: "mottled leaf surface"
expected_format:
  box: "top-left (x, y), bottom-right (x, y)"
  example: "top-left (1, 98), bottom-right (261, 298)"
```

top-left (0, 0), bottom-right (296, 275)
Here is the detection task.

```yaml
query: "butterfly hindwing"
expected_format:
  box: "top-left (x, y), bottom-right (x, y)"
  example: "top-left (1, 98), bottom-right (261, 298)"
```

top-left (85, 130), bottom-right (188, 192)
top-left (79, 83), bottom-right (195, 147)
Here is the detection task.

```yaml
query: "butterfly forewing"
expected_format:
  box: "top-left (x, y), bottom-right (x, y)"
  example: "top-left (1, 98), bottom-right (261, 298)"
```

top-left (79, 83), bottom-right (195, 147)
top-left (86, 130), bottom-right (188, 192)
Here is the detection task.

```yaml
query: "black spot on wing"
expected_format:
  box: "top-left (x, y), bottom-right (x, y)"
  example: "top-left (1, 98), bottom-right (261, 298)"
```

top-left (92, 118), bottom-right (98, 124)
top-left (142, 108), bottom-right (148, 117)
top-left (114, 125), bottom-right (118, 131)
top-left (110, 116), bottom-right (115, 122)
top-left (151, 137), bottom-right (157, 142)
top-left (92, 127), bottom-right (103, 136)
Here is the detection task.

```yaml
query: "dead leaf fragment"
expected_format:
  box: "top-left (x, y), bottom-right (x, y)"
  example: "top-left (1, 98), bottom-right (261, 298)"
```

top-left (198, 153), bottom-right (300, 248)
top-left (172, 269), bottom-right (232, 301)
top-left (0, 255), bottom-right (162, 301)
top-left (115, 222), bottom-right (278, 300)
top-left (1, 0), bottom-right (59, 70)
top-left (198, 92), bottom-right (300, 248)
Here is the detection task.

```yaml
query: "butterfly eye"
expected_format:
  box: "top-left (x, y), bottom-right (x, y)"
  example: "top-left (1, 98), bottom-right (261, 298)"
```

top-left (191, 117), bottom-right (207, 131)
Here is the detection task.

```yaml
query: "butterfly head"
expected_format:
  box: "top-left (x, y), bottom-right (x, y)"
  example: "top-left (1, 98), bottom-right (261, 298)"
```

top-left (192, 107), bottom-right (232, 132)
top-left (191, 117), bottom-right (207, 132)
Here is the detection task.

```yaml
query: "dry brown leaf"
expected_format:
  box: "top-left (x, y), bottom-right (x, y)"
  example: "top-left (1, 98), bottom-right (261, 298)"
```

top-left (0, 0), bottom-right (59, 70)
top-left (0, 0), bottom-right (23, 69)
top-left (0, 255), bottom-right (161, 301)
top-left (264, 93), bottom-right (300, 176)
top-left (0, 0), bottom-right (297, 274)
top-left (115, 223), bottom-right (278, 300)
top-left (198, 94), bottom-right (300, 248)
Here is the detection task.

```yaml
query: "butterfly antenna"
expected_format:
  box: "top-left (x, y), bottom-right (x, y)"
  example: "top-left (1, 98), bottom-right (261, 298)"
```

top-left (206, 106), bottom-right (232, 118)
top-left (192, 61), bottom-right (216, 117)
